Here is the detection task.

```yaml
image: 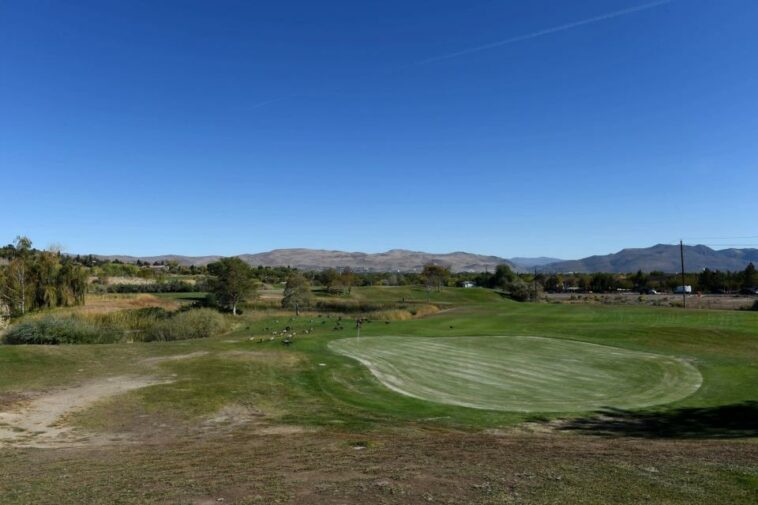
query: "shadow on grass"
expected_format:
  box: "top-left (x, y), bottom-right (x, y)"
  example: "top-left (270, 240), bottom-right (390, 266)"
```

top-left (561, 402), bottom-right (758, 439)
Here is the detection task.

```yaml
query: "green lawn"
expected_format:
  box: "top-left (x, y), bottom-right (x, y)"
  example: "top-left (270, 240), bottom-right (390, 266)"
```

top-left (328, 335), bottom-right (703, 412)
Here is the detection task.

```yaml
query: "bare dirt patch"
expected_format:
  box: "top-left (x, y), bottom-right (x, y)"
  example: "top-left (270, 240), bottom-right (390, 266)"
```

top-left (0, 376), bottom-right (169, 448)
top-left (0, 392), bottom-right (27, 410)
top-left (0, 350), bottom-right (308, 448)
top-left (201, 403), bottom-right (315, 437)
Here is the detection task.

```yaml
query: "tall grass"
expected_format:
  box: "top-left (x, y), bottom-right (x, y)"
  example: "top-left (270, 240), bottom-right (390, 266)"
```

top-left (2, 307), bottom-right (230, 345)
top-left (3, 316), bottom-right (123, 345)
top-left (142, 309), bottom-right (229, 342)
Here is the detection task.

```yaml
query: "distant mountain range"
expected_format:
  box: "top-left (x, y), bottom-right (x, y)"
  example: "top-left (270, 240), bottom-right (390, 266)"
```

top-left (539, 244), bottom-right (758, 273)
top-left (508, 257), bottom-right (565, 269)
top-left (91, 249), bottom-right (516, 273)
top-left (87, 244), bottom-right (758, 274)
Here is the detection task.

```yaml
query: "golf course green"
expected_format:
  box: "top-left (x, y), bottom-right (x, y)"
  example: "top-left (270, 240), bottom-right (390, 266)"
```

top-left (328, 335), bottom-right (703, 412)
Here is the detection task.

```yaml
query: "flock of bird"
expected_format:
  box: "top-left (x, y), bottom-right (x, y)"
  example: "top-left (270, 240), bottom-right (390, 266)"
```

top-left (247, 314), bottom-right (387, 345)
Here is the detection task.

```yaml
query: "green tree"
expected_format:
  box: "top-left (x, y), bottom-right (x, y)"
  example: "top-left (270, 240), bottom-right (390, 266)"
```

top-left (742, 262), bottom-right (757, 289)
top-left (318, 268), bottom-right (340, 294)
top-left (56, 259), bottom-right (88, 307)
top-left (489, 264), bottom-right (516, 290)
top-left (544, 274), bottom-right (563, 292)
top-left (33, 251), bottom-right (60, 309)
top-left (421, 263), bottom-right (449, 293)
top-left (282, 272), bottom-right (313, 315)
top-left (207, 257), bottom-right (257, 315)
top-left (0, 237), bottom-right (34, 315)
top-left (340, 267), bottom-right (356, 294)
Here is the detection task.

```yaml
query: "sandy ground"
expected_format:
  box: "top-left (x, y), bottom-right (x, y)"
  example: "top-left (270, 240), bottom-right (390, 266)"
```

top-left (0, 352), bottom-right (211, 448)
top-left (0, 376), bottom-right (168, 448)
top-left (0, 351), bottom-right (308, 449)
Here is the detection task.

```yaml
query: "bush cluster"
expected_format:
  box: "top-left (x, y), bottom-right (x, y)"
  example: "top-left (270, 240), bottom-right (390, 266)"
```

top-left (314, 300), bottom-right (390, 313)
top-left (142, 309), bottom-right (228, 342)
top-left (3, 316), bottom-right (122, 345)
top-left (102, 280), bottom-right (201, 294)
top-left (2, 308), bottom-right (229, 345)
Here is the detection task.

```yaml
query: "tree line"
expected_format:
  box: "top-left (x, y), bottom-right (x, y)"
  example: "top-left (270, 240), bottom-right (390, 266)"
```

top-left (4, 235), bottom-right (756, 322)
top-left (0, 237), bottom-right (88, 317)
top-left (538, 264), bottom-right (757, 294)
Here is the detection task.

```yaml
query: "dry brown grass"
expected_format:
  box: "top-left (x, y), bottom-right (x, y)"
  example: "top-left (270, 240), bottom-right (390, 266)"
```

top-left (2, 430), bottom-right (755, 504)
top-left (89, 276), bottom-right (153, 286)
top-left (73, 294), bottom-right (180, 314)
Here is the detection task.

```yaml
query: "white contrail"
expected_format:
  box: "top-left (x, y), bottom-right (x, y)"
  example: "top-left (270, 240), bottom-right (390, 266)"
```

top-left (415, 0), bottom-right (676, 65)
top-left (248, 96), bottom-right (291, 110)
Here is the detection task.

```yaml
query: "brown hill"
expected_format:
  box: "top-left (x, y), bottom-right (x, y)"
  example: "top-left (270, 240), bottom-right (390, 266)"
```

top-left (91, 249), bottom-right (513, 273)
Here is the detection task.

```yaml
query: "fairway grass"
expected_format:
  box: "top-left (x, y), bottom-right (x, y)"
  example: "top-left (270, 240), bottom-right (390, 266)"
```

top-left (329, 335), bottom-right (703, 412)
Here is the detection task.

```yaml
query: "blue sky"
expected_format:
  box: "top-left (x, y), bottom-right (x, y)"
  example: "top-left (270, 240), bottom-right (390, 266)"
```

top-left (2, 0), bottom-right (757, 259)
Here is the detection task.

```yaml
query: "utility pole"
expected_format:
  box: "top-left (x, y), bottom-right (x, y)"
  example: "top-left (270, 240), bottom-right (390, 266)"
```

top-left (680, 240), bottom-right (686, 309)
top-left (533, 268), bottom-right (538, 302)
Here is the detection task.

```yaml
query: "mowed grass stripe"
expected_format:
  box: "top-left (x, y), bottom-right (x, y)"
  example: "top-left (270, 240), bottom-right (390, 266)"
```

top-left (333, 339), bottom-right (695, 410)
top-left (364, 340), bottom-right (668, 394)
top-left (367, 346), bottom-right (602, 391)
top-left (328, 336), bottom-right (702, 412)
top-left (377, 340), bottom-right (629, 385)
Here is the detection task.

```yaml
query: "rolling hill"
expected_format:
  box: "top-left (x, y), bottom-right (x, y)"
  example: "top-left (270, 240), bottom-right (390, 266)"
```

top-left (86, 245), bottom-right (758, 273)
top-left (540, 244), bottom-right (758, 273)
top-left (90, 249), bottom-right (514, 273)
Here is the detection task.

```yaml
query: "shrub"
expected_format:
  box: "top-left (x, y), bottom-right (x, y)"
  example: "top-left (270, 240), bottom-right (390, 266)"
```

top-left (141, 308), bottom-right (229, 342)
top-left (410, 304), bottom-right (440, 318)
top-left (507, 281), bottom-right (531, 302)
top-left (3, 315), bottom-right (123, 345)
top-left (103, 280), bottom-right (200, 294)
top-left (371, 309), bottom-right (413, 321)
top-left (3, 308), bottom-right (228, 345)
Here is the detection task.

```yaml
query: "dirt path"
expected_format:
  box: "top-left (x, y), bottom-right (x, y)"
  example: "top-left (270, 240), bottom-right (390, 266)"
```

top-left (0, 352), bottom-right (212, 447)
top-left (0, 376), bottom-right (168, 448)
top-left (0, 350), bottom-right (301, 448)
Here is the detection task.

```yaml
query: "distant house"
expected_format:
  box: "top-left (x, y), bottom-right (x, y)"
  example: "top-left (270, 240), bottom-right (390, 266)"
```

top-left (460, 281), bottom-right (476, 288)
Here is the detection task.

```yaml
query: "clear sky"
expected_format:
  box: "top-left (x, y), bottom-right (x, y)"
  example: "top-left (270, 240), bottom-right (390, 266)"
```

top-left (2, 0), bottom-right (757, 259)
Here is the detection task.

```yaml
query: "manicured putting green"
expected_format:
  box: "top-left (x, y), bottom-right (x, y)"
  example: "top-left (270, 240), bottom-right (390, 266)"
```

top-left (328, 336), bottom-right (702, 412)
